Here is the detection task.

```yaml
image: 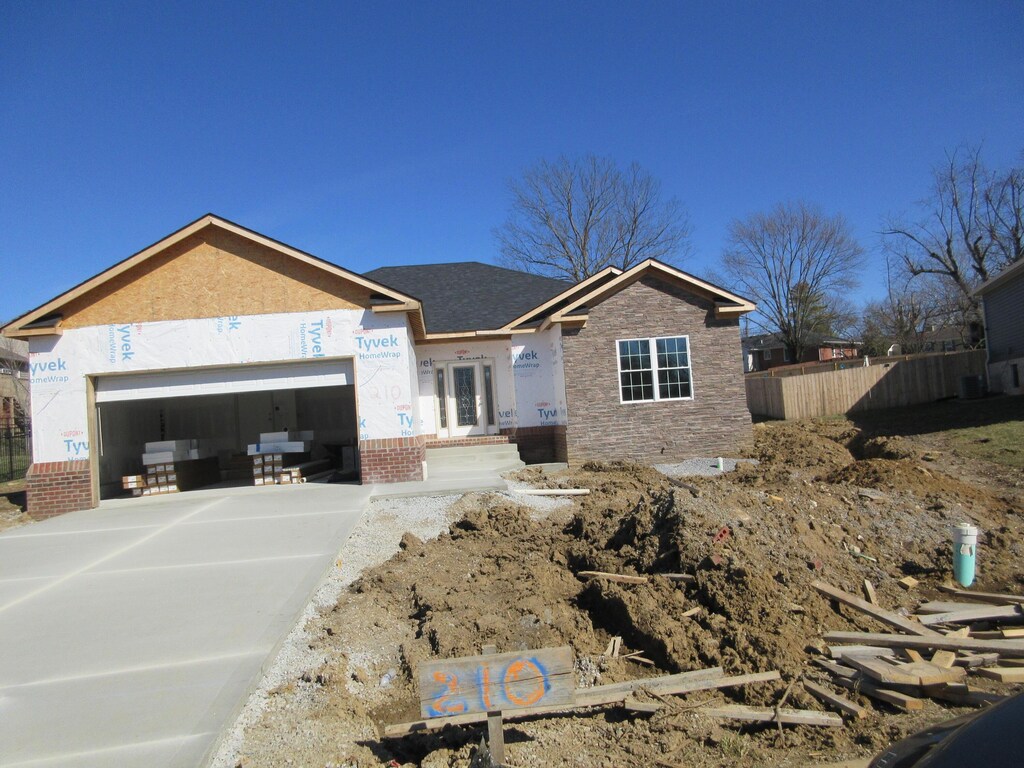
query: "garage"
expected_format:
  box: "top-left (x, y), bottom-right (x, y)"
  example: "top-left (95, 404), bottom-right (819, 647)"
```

top-left (93, 360), bottom-right (358, 498)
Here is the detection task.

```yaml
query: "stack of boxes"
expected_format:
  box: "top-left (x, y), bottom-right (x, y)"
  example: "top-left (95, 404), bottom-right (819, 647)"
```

top-left (122, 439), bottom-right (218, 496)
top-left (248, 431), bottom-right (315, 486)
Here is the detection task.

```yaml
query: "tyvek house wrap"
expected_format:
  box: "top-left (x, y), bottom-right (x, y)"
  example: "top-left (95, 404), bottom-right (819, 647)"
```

top-left (27, 309), bottom-right (416, 463)
top-left (413, 327), bottom-right (568, 433)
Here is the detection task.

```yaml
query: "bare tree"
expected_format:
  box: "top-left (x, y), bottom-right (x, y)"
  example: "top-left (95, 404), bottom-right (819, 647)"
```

top-left (882, 146), bottom-right (1024, 305)
top-left (723, 202), bottom-right (864, 362)
top-left (495, 155), bottom-right (690, 282)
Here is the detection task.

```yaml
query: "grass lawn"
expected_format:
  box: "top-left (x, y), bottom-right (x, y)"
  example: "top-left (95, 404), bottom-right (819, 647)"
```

top-left (943, 418), bottom-right (1024, 469)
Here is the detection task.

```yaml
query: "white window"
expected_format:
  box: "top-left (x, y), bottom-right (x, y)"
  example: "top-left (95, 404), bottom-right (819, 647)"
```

top-left (764, 349), bottom-right (772, 360)
top-left (617, 336), bottom-right (693, 403)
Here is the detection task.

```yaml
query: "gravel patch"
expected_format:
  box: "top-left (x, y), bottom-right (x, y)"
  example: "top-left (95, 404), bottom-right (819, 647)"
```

top-left (655, 457), bottom-right (759, 477)
top-left (210, 493), bottom-right (463, 768)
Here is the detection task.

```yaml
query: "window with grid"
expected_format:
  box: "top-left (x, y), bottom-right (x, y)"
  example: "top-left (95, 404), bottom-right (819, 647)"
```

top-left (617, 336), bottom-right (692, 403)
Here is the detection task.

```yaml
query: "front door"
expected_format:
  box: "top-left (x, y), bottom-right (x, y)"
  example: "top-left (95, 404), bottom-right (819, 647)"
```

top-left (435, 360), bottom-right (495, 438)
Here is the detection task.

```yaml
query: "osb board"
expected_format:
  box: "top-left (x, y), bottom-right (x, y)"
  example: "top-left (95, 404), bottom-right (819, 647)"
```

top-left (61, 225), bottom-right (373, 327)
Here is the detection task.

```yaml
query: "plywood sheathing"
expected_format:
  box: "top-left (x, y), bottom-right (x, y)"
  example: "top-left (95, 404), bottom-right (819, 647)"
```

top-left (60, 225), bottom-right (374, 328)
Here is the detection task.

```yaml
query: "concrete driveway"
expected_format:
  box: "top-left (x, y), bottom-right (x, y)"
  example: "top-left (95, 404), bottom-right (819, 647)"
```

top-left (0, 482), bottom-right (371, 768)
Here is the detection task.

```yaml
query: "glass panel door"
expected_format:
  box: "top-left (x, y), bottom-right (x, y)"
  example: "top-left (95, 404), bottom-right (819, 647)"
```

top-left (444, 362), bottom-right (484, 437)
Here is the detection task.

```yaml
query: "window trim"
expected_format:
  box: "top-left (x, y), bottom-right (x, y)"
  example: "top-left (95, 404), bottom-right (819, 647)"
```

top-left (616, 335), bottom-right (694, 404)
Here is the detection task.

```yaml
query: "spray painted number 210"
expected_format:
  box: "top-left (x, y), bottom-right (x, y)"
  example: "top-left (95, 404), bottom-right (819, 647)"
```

top-left (417, 646), bottom-right (575, 718)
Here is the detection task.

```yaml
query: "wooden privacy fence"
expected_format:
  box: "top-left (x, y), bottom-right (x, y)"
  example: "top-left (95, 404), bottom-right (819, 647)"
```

top-left (745, 351), bottom-right (986, 420)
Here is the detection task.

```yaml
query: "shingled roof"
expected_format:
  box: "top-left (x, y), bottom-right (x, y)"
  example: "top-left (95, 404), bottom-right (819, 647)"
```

top-left (364, 262), bottom-right (572, 334)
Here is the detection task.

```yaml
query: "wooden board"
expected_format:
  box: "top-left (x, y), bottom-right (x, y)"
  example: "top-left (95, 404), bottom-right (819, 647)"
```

top-left (824, 631), bottom-right (1024, 657)
top-left (974, 666), bottom-right (1024, 683)
top-left (386, 666), bottom-right (782, 738)
top-left (803, 680), bottom-right (869, 719)
top-left (918, 604), bottom-right (1022, 626)
top-left (698, 705), bottom-right (843, 727)
top-left (418, 646), bottom-right (574, 718)
top-left (831, 676), bottom-right (924, 712)
top-left (844, 656), bottom-right (965, 687)
top-left (936, 586), bottom-right (1024, 605)
top-left (812, 581), bottom-right (940, 637)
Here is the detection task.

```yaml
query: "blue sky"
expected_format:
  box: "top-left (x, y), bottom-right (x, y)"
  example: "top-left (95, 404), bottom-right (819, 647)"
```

top-left (2, 1), bottom-right (1022, 322)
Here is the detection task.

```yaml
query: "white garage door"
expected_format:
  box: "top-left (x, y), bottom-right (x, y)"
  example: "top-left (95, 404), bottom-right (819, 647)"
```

top-left (95, 359), bottom-right (354, 403)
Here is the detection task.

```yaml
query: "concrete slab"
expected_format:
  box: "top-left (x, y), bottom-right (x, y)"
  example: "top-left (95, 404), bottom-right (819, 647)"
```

top-left (0, 483), bottom-right (370, 768)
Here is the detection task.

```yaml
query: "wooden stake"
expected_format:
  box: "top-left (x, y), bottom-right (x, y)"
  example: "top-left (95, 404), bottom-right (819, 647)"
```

top-left (482, 644), bottom-right (505, 766)
top-left (863, 580), bottom-right (878, 605)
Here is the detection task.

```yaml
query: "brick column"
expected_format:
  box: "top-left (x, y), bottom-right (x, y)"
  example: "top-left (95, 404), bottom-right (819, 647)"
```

top-left (26, 460), bottom-right (95, 519)
top-left (358, 436), bottom-right (426, 483)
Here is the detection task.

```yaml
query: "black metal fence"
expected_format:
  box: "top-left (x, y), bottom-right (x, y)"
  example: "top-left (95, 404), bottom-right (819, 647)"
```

top-left (0, 428), bottom-right (31, 483)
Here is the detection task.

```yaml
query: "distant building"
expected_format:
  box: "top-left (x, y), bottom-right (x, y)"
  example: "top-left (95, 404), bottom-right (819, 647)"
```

top-left (0, 338), bottom-right (29, 429)
top-left (917, 320), bottom-right (983, 353)
top-left (741, 332), bottom-right (861, 372)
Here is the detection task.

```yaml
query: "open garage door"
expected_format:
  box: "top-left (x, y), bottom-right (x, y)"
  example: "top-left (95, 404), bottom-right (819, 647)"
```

top-left (94, 360), bottom-right (358, 498)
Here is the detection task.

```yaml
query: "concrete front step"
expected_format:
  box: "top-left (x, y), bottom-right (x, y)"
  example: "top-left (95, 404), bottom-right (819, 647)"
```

top-left (428, 462), bottom-right (525, 479)
top-left (425, 443), bottom-right (521, 460)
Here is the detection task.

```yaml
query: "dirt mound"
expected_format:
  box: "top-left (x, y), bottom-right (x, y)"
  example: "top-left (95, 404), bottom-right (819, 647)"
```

top-left (232, 414), bottom-right (1024, 767)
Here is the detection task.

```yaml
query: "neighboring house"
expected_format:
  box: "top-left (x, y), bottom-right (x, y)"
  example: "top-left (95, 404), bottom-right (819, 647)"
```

top-left (1, 214), bottom-right (755, 518)
top-left (0, 338), bottom-right (29, 429)
top-left (742, 332), bottom-right (860, 372)
top-left (976, 258), bottom-right (1024, 395)
top-left (918, 321), bottom-right (983, 353)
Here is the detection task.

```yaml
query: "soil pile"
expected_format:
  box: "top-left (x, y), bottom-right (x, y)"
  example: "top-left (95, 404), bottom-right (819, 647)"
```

top-left (233, 416), bottom-right (1024, 768)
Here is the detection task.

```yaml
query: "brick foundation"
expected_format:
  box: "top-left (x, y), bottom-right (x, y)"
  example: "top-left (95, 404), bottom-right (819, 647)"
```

top-left (502, 425), bottom-right (567, 464)
top-left (26, 460), bottom-right (95, 519)
top-left (424, 435), bottom-right (509, 448)
top-left (561, 276), bottom-right (753, 463)
top-left (359, 436), bottom-right (426, 483)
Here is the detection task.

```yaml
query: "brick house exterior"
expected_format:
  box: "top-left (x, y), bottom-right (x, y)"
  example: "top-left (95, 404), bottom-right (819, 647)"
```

top-left (3, 215), bottom-right (755, 519)
top-left (562, 276), bottom-right (752, 462)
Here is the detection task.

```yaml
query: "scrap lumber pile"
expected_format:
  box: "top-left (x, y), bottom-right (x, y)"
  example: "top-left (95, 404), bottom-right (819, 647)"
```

top-left (811, 579), bottom-right (1024, 711)
top-left (123, 439), bottom-right (218, 495)
top-left (248, 431), bottom-right (319, 486)
top-left (384, 665), bottom-right (846, 737)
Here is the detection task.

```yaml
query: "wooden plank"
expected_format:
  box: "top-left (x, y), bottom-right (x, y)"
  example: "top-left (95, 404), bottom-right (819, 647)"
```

top-left (574, 669), bottom-right (780, 707)
top-left (930, 650), bottom-right (957, 669)
top-left (844, 656), bottom-right (965, 686)
top-left (418, 646), bottom-right (575, 718)
top-left (623, 695), bottom-right (662, 714)
top-left (831, 676), bottom-right (924, 712)
top-left (814, 658), bottom-right (857, 678)
top-left (937, 585), bottom-right (1024, 605)
top-left (863, 580), bottom-right (878, 605)
top-left (918, 604), bottom-right (1022, 626)
top-left (917, 601), bottom-right (990, 614)
top-left (926, 684), bottom-right (1006, 708)
top-left (812, 581), bottom-right (940, 637)
top-left (698, 705), bottom-right (843, 727)
top-left (803, 680), bottom-right (869, 719)
top-left (386, 666), bottom-right (781, 738)
top-left (577, 571), bottom-right (648, 584)
top-left (823, 631), bottom-right (1024, 657)
top-left (830, 645), bottom-right (896, 661)
top-left (974, 666), bottom-right (1024, 683)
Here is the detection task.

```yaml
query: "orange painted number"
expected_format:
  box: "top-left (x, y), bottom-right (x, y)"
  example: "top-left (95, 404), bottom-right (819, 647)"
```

top-left (431, 671), bottom-right (466, 716)
top-left (503, 659), bottom-right (546, 707)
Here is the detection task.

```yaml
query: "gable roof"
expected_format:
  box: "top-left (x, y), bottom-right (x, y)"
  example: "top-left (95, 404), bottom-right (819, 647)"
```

top-left (1, 214), bottom-right (423, 338)
top-left (975, 258), bottom-right (1024, 296)
top-left (545, 259), bottom-right (755, 325)
top-left (364, 262), bottom-right (572, 334)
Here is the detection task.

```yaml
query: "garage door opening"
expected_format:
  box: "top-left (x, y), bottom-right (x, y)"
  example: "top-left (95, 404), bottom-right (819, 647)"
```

top-left (93, 361), bottom-right (358, 499)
